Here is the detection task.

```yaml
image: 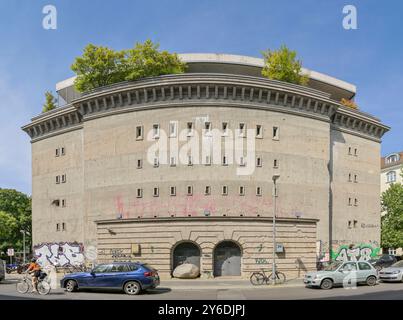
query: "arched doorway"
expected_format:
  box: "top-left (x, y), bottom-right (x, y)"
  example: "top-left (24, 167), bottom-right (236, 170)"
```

top-left (214, 241), bottom-right (242, 277)
top-left (172, 242), bottom-right (201, 272)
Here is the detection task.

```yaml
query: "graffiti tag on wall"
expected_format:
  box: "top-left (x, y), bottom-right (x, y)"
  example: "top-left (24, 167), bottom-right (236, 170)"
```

top-left (34, 242), bottom-right (85, 266)
top-left (331, 244), bottom-right (380, 262)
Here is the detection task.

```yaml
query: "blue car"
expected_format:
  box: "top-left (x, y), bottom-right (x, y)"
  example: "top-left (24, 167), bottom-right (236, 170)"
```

top-left (60, 262), bottom-right (160, 295)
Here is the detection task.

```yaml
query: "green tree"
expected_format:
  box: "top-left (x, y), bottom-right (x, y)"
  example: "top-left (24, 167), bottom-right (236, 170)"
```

top-left (261, 45), bottom-right (309, 86)
top-left (123, 39), bottom-right (186, 81)
top-left (0, 189), bottom-right (32, 259)
top-left (42, 91), bottom-right (57, 113)
top-left (381, 171), bottom-right (403, 249)
top-left (71, 44), bottom-right (127, 92)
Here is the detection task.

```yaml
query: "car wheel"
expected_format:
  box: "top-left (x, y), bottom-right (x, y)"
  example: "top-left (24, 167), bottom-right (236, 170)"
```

top-left (124, 281), bottom-right (141, 295)
top-left (65, 280), bottom-right (78, 292)
top-left (320, 278), bottom-right (333, 290)
top-left (366, 276), bottom-right (377, 286)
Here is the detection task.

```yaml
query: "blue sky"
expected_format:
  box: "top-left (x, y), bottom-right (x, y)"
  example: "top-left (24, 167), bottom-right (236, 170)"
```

top-left (0, 0), bottom-right (402, 195)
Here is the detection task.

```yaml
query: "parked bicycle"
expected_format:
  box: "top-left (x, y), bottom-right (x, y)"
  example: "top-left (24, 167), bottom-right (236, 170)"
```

top-left (16, 272), bottom-right (51, 295)
top-left (250, 266), bottom-right (286, 285)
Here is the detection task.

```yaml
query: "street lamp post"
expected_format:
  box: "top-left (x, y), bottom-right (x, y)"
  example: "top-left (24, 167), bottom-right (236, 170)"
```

top-left (20, 230), bottom-right (26, 264)
top-left (272, 174), bottom-right (280, 285)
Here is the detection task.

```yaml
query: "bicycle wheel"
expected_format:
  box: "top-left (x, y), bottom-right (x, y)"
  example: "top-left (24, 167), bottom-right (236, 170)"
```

top-left (267, 272), bottom-right (286, 284)
top-left (250, 272), bottom-right (266, 285)
top-left (38, 281), bottom-right (51, 295)
top-left (16, 280), bottom-right (30, 294)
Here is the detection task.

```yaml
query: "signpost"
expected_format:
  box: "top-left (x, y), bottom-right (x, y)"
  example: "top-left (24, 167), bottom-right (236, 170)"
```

top-left (7, 248), bottom-right (14, 265)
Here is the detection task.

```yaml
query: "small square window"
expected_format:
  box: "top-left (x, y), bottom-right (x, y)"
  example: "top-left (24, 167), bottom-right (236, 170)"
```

top-left (136, 126), bottom-right (143, 140)
top-left (153, 187), bottom-right (159, 197)
top-left (170, 186), bottom-right (176, 196)
top-left (256, 187), bottom-right (262, 196)
top-left (137, 159), bottom-right (142, 169)
top-left (53, 199), bottom-right (60, 207)
top-left (273, 159), bottom-right (279, 168)
top-left (222, 185), bottom-right (228, 195)
top-left (272, 126), bottom-right (279, 140)
top-left (256, 125), bottom-right (262, 138)
top-left (205, 186), bottom-right (211, 195)
top-left (136, 188), bottom-right (143, 198)
top-left (152, 124), bottom-right (160, 139)
top-left (256, 157), bottom-right (262, 167)
top-left (61, 147), bottom-right (65, 156)
top-left (61, 174), bottom-right (66, 183)
top-left (56, 175), bottom-right (60, 184)
top-left (187, 185), bottom-right (193, 196)
top-left (55, 148), bottom-right (60, 157)
top-left (153, 158), bottom-right (159, 167)
top-left (170, 157), bottom-right (176, 167)
top-left (239, 186), bottom-right (245, 196)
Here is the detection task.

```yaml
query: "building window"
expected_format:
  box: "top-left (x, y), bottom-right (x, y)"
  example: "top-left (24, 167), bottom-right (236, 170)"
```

top-left (136, 188), bottom-right (143, 198)
top-left (187, 185), bottom-right (193, 196)
top-left (55, 148), bottom-right (60, 157)
top-left (386, 171), bottom-right (397, 183)
top-left (61, 147), bottom-right (65, 156)
top-left (239, 186), bottom-right (245, 196)
top-left (386, 154), bottom-right (399, 163)
top-left (354, 198), bottom-right (358, 206)
top-left (169, 121), bottom-right (177, 138)
top-left (153, 157), bottom-right (159, 167)
top-left (56, 223), bottom-right (60, 232)
top-left (56, 175), bottom-right (60, 184)
top-left (52, 199), bottom-right (60, 207)
top-left (205, 186), bottom-right (211, 195)
top-left (188, 155), bottom-right (193, 166)
top-left (222, 122), bottom-right (228, 135)
top-left (61, 174), bottom-right (66, 183)
top-left (153, 187), bottom-right (159, 197)
top-left (170, 186), bottom-right (176, 196)
top-left (152, 124), bottom-right (160, 139)
top-left (256, 125), bottom-right (262, 138)
top-left (273, 159), bottom-right (279, 168)
top-left (170, 157), bottom-right (176, 167)
top-left (348, 197), bottom-right (352, 206)
top-left (353, 220), bottom-right (358, 228)
top-left (239, 123), bottom-right (246, 137)
top-left (187, 122), bottom-right (194, 136)
top-left (354, 148), bottom-right (358, 156)
top-left (222, 156), bottom-right (228, 166)
top-left (239, 156), bottom-right (246, 166)
top-left (222, 185), bottom-right (228, 195)
top-left (136, 126), bottom-right (143, 140)
top-left (388, 248), bottom-right (397, 255)
top-left (205, 155), bottom-right (211, 166)
top-left (256, 187), bottom-right (262, 196)
top-left (348, 221), bottom-right (352, 229)
top-left (348, 147), bottom-right (352, 155)
top-left (204, 121), bottom-right (212, 135)
top-left (354, 174), bottom-right (358, 183)
top-left (348, 173), bottom-right (352, 182)
top-left (137, 159), bottom-right (142, 169)
top-left (62, 199), bottom-right (66, 207)
top-left (272, 126), bottom-right (279, 140)
top-left (62, 223), bottom-right (66, 231)
top-left (257, 157), bottom-right (262, 167)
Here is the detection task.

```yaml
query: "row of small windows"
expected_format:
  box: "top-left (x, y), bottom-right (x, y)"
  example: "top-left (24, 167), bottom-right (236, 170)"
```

top-left (348, 173), bottom-right (358, 183)
top-left (52, 199), bottom-right (66, 207)
top-left (348, 197), bottom-right (359, 206)
top-left (348, 220), bottom-right (358, 229)
top-left (386, 154), bottom-right (399, 164)
top-left (136, 186), bottom-right (264, 198)
top-left (137, 157), bottom-right (278, 168)
top-left (55, 174), bottom-right (67, 184)
top-left (56, 223), bottom-right (66, 232)
top-left (386, 171), bottom-right (397, 183)
top-left (136, 123), bottom-right (279, 140)
top-left (55, 147), bottom-right (66, 157)
top-left (347, 147), bottom-right (358, 156)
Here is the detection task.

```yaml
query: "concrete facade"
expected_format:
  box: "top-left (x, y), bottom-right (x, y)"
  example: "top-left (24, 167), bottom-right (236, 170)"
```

top-left (22, 54), bottom-right (389, 278)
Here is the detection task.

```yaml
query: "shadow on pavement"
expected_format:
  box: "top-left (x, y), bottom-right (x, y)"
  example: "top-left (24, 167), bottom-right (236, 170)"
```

top-left (69, 287), bottom-right (172, 295)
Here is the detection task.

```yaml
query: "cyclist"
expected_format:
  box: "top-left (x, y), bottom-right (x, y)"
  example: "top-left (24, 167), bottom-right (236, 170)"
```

top-left (26, 258), bottom-right (41, 293)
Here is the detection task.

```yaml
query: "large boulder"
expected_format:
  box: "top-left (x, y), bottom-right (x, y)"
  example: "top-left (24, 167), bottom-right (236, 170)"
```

top-left (173, 263), bottom-right (200, 279)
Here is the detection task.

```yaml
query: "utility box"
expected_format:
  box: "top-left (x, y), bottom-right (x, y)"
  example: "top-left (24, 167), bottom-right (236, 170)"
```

top-left (276, 243), bottom-right (284, 253)
top-left (131, 244), bottom-right (141, 255)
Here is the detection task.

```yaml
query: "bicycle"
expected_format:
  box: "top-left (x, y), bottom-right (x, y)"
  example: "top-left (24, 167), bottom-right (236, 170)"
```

top-left (250, 266), bottom-right (286, 285)
top-left (16, 272), bottom-right (51, 295)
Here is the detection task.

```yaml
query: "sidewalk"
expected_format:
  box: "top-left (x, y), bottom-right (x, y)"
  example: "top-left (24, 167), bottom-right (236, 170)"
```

top-left (160, 277), bottom-right (305, 290)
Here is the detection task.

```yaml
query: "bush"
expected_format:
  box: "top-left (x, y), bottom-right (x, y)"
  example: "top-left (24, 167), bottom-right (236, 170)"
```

top-left (340, 98), bottom-right (359, 110)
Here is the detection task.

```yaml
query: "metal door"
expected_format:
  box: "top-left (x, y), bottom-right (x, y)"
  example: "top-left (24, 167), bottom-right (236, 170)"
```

top-left (214, 241), bottom-right (241, 276)
top-left (173, 242), bottom-right (201, 271)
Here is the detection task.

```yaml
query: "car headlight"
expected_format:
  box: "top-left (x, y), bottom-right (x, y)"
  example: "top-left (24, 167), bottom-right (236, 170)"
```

top-left (392, 270), bottom-right (401, 274)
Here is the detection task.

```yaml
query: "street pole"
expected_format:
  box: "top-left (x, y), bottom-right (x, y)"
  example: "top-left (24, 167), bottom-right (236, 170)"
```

top-left (272, 175), bottom-right (280, 285)
top-left (20, 230), bottom-right (26, 264)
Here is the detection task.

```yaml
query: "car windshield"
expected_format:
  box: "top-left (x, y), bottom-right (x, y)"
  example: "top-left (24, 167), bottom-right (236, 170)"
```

top-left (391, 260), bottom-right (403, 268)
top-left (323, 262), bottom-right (342, 271)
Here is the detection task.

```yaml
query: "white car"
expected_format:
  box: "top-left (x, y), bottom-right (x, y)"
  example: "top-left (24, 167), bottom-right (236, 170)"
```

top-left (379, 260), bottom-right (403, 282)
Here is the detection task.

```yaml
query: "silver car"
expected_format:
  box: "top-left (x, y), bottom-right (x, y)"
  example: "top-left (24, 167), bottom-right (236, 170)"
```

top-left (304, 261), bottom-right (378, 289)
top-left (379, 260), bottom-right (403, 282)
top-left (0, 260), bottom-right (5, 282)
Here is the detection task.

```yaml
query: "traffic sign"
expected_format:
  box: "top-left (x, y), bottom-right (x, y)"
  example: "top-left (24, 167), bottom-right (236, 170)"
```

top-left (7, 248), bottom-right (14, 256)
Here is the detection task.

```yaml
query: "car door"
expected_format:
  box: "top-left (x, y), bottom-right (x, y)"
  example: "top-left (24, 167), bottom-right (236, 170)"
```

top-left (357, 262), bottom-right (373, 282)
top-left (335, 262), bottom-right (358, 286)
top-left (86, 264), bottom-right (113, 288)
top-left (101, 264), bottom-right (130, 288)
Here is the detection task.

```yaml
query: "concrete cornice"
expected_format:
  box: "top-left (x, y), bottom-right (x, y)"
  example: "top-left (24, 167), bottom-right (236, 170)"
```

top-left (22, 73), bottom-right (389, 142)
top-left (95, 216), bottom-right (319, 225)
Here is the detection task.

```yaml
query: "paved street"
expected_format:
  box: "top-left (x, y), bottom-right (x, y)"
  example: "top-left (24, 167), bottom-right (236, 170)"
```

top-left (1, 274), bottom-right (402, 300)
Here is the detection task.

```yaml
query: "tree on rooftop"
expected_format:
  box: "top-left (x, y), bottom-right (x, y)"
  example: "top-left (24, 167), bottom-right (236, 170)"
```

top-left (340, 98), bottom-right (359, 110)
top-left (71, 44), bottom-right (127, 92)
top-left (123, 40), bottom-right (186, 81)
top-left (42, 91), bottom-right (57, 113)
top-left (261, 45), bottom-right (309, 86)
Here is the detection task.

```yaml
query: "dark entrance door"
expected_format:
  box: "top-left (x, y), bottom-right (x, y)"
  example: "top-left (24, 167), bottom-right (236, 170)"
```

top-left (172, 242), bottom-right (201, 271)
top-left (214, 241), bottom-right (241, 276)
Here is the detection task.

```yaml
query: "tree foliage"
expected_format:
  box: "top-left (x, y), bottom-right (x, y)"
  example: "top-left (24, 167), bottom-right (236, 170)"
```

top-left (340, 98), bottom-right (359, 110)
top-left (261, 45), bottom-right (309, 86)
top-left (0, 189), bottom-right (32, 259)
top-left (381, 172), bottom-right (403, 249)
top-left (42, 91), bottom-right (57, 113)
top-left (71, 40), bottom-right (186, 92)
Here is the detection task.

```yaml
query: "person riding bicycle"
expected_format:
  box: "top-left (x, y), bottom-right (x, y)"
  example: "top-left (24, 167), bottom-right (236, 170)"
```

top-left (26, 258), bottom-right (41, 293)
